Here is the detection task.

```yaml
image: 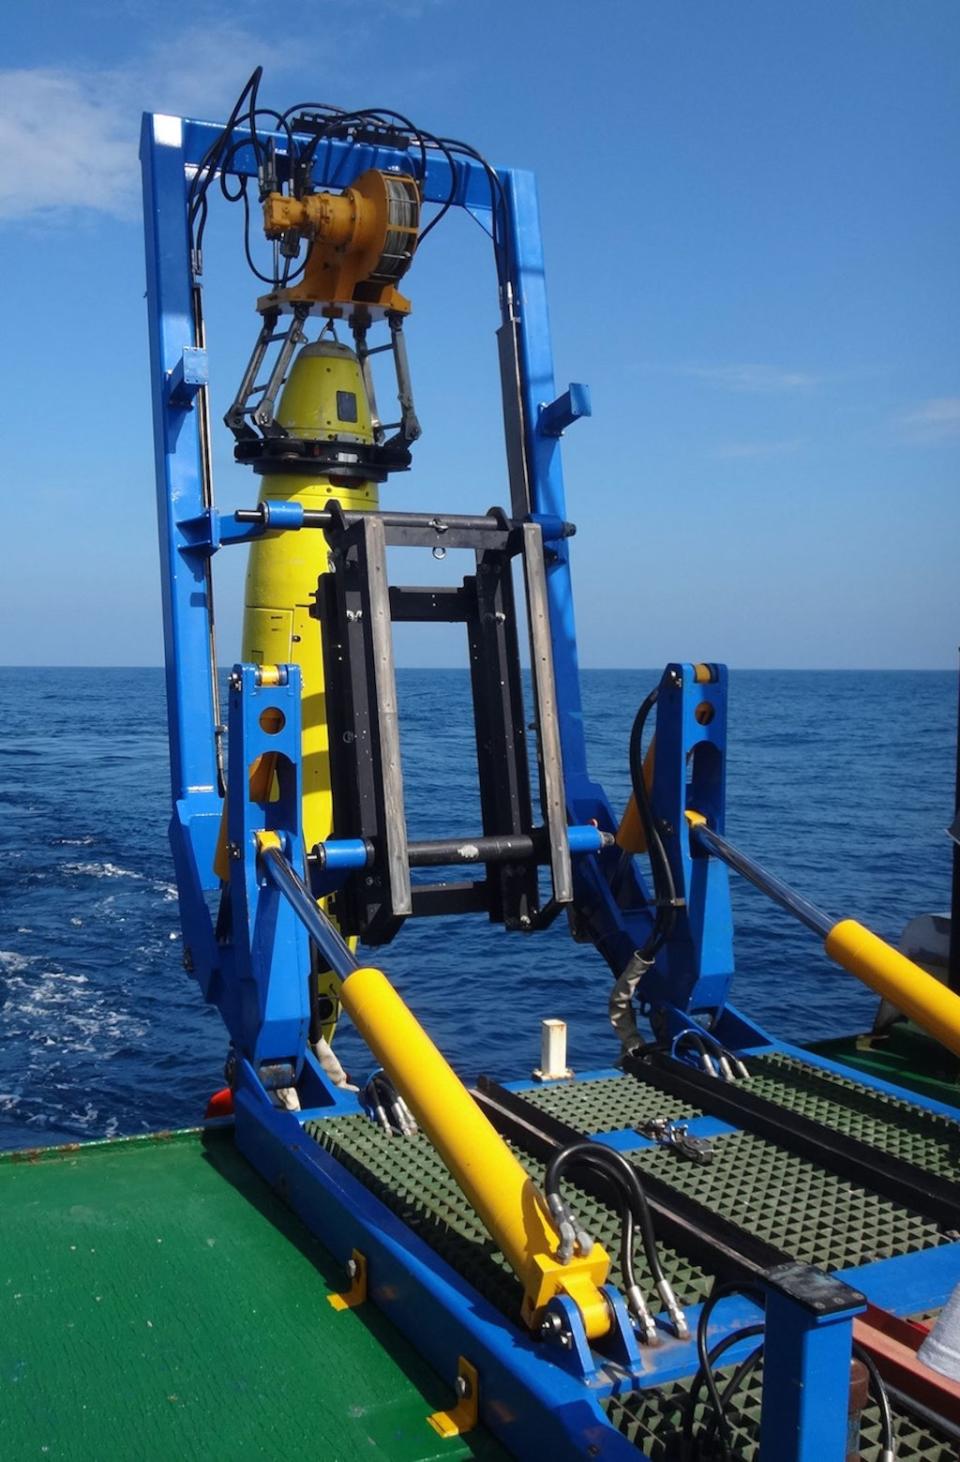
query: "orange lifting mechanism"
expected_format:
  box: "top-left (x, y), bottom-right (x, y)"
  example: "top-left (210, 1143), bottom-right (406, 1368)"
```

top-left (260, 169), bottom-right (420, 316)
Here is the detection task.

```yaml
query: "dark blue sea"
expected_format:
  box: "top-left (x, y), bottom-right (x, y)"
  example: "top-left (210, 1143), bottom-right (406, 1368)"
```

top-left (0, 667), bottom-right (955, 1150)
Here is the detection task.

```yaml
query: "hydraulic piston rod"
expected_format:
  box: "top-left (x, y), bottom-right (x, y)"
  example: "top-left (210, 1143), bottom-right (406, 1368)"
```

top-left (257, 835), bottom-right (614, 1338)
top-left (686, 811), bottom-right (960, 1058)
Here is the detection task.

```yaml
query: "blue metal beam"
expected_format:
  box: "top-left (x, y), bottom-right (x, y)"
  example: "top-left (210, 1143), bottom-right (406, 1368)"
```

top-left (180, 118), bottom-right (497, 212)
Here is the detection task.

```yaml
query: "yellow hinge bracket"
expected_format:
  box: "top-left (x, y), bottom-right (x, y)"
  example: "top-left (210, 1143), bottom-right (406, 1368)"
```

top-left (327, 1249), bottom-right (367, 1312)
top-left (427, 1357), bottom-right (479, 1439)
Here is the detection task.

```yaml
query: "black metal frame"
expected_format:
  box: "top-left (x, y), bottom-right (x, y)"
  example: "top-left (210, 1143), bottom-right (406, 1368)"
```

top-left (317, 503), bottom-right (573, 944)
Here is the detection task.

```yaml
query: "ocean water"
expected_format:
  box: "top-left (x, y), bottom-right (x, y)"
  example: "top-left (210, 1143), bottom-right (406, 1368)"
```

top-left (0, 666), bottom-right (954, 1150)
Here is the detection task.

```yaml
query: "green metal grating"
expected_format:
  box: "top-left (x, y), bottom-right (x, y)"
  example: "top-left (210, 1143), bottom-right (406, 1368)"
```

top-left (747, 1053), bottom-right (960, 1181)
top-left (309, 1058), bottom-right (948, 1321)
top-left (520, 1074), bottom-right (946, 1269)
top-left (602, 1356), bottom-right (957, 1460)
top-left (517, 1077), bottom-right (700, 1133)
top-left (625, 1128), bottom-right (943, 1269)
top-left (306, 1075), bottom-right (956, 1459)
top-left (305, 1115), bottom-right (713, 1320)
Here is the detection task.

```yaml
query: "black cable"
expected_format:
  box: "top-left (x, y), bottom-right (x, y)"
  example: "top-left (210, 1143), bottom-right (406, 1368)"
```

top-left (884, 1377), bottom-right (960, 1446)
top-left (416, 139), bottom-right (460, 246)
top-left (699, 1340), bottom-right (764, 1448)
top-left (628, 687), bottom-right (680, 959)
top-left (691, 1281), bottom-right (766, 1458)
top-left (189, 66), bottom-right (263, 260)
top-left (437, 135), bottom-right (508, 284)
top-left (852, 1343), bottom-right (896, 1458)
top-left (681, 1323), bottom-right (766, 1456)
top-left (545, 1140), bottom-right (666, 1295)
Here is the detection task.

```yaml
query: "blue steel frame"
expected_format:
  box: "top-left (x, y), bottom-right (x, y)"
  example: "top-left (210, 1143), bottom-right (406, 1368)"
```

top-left (142, 108), bottom-right (960, 1462)
top-left (141, 107), bottom-right (737, 1033)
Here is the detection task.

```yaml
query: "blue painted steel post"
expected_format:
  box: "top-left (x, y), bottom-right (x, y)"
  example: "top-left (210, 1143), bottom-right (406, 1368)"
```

top-left (140, 113), bottom-right (219, 808)
top-left (225, 664), bottom-right (311, 1069)
top-left (501, 168), bottom-right (663, 974)
top-left (500, 170), bottom-right (593, 798)
top-left (647, 663), bottom-right (734, 1015)
top-left (759, 1269), bottom-right (866, 1461)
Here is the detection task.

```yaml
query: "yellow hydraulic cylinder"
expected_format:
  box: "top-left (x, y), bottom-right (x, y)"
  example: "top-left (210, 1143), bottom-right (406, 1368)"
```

top-left (339, 963), bottom-right (613, 1338)
top-left (685, 811), bottom-right (960, 1060)
top-left (824, 919), bottom-right (960, 1059)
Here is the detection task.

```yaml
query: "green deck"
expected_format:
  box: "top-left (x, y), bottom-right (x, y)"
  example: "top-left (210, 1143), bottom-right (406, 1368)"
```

top-left (812, 1021), bottom-right (960, 1107)
top-left (0, 1127), bottom-right (502, 1462)
top-left (3, 1052), bottom-right (959, 1461)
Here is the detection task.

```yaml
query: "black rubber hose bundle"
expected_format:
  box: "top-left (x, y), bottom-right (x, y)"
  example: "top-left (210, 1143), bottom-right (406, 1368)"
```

top-left (545, 1140), bottom-right (665, 1298)
top-left (627, 687), bottom-right (679, 960)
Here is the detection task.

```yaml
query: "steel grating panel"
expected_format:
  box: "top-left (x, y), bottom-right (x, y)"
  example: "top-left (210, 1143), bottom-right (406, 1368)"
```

top-left (603, 1356), bottom-right (956, 1460)
top-left (625, 1130), bottom-right (943, 1269)
top-left (523, 1072), bottom-right (947, 1268)
top-left (305, 1114), bottom-right (713, 1319)
top-left (747, 1053), bottom-right (960, 1180)
top-left (517, 1077), bottom-right (699, 1132)
top-left (309, 1055), bottom-right (947, 1318)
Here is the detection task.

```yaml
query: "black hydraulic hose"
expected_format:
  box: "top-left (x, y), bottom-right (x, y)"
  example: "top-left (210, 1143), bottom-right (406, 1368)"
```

top-left (545, 1140), bottom-right (664, 1288)
top-left (681, 1323), bottom-right (766, 1455)
top-left (699, 1340), bottom-right (765, 1447)
top-left (628, 688), bottom-right (679, 959)
top-left (548, 1144), bottom-right (642, 1294)
top-left (852, 1343), bottom-right (896, 1459)
top-left (690, 1280), bottom-right (766, 1457)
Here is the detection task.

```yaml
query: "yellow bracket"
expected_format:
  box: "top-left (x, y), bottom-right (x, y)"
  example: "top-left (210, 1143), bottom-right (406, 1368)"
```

top-left (427, 1358), bottom-right (479, 1439)
top-left (327, 1250), bottom-right (367, 1312)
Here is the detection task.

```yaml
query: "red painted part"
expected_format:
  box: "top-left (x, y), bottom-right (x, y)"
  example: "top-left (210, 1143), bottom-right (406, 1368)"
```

top-left (205, 1087), bottom-right (235, 1119)
top-left (855, 1303), bottom-right (960, 1427)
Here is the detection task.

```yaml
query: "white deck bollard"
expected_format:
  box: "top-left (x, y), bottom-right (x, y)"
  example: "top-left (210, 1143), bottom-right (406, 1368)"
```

top-left (532, 1018), bottom-right (573, 1081)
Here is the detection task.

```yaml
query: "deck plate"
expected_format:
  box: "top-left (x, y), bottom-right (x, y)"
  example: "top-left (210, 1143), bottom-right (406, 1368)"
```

top-left (0, 1127), bottom-right (503, 1461)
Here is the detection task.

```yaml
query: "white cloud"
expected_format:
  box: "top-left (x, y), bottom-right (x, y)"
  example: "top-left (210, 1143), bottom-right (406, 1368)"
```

top-left (0, 25), bottom-right (287, 223)
top-left (899, 397), bottom-right (960, 442)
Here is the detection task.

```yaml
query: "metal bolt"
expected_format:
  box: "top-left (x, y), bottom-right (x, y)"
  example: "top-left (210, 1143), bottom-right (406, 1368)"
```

top-left (346, 1258), bottom-right (358, 1279)
top-left (560, 1331), bottom-right (573, 1349)
top-left (518, 914), bottom-right (532, 929)
top-left (538, 1313), bottom-right (563, 1340)
top-left (454, 1375), bottom-right (471, 1399)
top-left (229, 672), bottom-right (242, 691)
top-left (227, 842), bottom-right (242, 860)
top-left (494, 610), bottom-right (507, 624)
top-left (346, 609), bottom-right (363, 622)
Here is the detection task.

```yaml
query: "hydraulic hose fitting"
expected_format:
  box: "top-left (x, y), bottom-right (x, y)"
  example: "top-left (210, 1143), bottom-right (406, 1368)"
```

top-left (574, 1223), bottom-right (595, 1258)
top-left (626, 1284), bottom-right (659, 1345)
top-left (657, 1277), bottom-right (689, 1339)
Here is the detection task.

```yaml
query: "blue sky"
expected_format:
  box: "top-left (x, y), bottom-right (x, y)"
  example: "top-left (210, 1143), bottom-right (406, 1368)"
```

top-left (1, 0), bottom-right (957, 668)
